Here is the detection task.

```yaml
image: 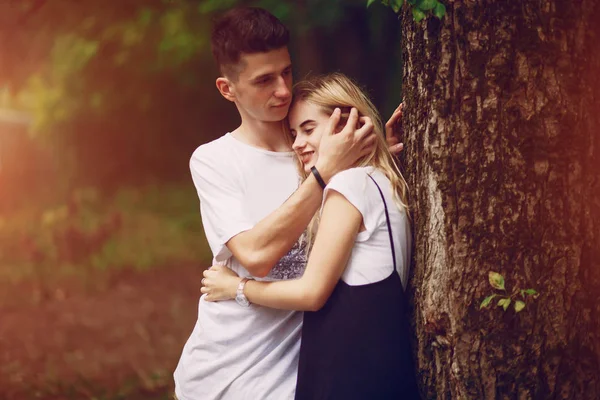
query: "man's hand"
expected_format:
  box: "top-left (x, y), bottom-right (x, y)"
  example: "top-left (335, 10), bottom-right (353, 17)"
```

top-left (386, 103), bottom-right (404, 156)
top-left (315, 107), bottom-right (376, 182)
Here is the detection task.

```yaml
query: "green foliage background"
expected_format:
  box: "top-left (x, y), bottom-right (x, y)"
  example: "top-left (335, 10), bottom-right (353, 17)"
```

top-left (0, 0), bottom-right (403, 284)
top-left (0, 0), bottom-right (405, 275)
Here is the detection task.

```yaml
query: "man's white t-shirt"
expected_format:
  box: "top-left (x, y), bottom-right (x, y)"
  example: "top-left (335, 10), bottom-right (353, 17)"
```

top-left (323, 167), bottom-right (411, 288)
top-left (174, 133), bottom-right (306, 400)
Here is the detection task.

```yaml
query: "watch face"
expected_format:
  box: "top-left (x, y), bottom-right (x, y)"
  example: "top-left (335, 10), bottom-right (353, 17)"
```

top-left (236, 294), bottom-right (250, 307)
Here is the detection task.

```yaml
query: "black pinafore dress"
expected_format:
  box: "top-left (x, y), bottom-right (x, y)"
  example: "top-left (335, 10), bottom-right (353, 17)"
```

top-left (295, 175), bottom-right (419, 400)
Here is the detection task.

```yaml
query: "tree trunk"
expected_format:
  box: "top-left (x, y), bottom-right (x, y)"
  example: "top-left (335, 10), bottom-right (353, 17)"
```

top-left (402, 1), bottom-right (600, 399)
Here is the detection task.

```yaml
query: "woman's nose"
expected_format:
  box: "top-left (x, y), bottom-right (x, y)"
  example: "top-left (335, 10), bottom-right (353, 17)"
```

top-left (292, 134), bottom-right (305, 151)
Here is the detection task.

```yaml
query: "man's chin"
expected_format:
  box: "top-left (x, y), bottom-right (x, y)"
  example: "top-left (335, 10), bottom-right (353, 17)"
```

top-left (263, 113), bottom-right (287, 122)
top-left (269, 105), bottom-right (291, 119)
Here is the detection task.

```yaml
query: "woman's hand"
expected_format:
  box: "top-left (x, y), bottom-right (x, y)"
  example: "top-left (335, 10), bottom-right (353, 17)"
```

top-left (201, 265), bottom-right (241, 302)
top-left (386, 103), bottom-right (404, 155)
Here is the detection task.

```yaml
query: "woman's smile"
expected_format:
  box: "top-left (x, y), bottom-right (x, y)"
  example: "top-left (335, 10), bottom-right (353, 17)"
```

top-left (299, 151), bottom-right (315, 165)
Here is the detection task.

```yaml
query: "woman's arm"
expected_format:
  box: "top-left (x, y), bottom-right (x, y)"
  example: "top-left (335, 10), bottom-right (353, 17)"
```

top-left (202, 190), bottom-right (362, 312)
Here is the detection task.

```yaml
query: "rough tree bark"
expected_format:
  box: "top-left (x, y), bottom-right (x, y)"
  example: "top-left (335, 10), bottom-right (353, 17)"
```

top-left (402, 1), bottom-right (600, 399)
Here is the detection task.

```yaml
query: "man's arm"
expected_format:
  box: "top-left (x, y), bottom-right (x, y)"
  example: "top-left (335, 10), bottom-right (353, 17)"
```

top-left (202, 190), bottom-right (361, 310)
top-left (226, 172), bottom-right (324, 277)
top-left (227, 108), bottom-right (374, 277)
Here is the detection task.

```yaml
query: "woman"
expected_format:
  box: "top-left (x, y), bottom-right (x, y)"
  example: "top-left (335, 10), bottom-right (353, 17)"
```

top-left (202, 73), bottom-right (419, 399)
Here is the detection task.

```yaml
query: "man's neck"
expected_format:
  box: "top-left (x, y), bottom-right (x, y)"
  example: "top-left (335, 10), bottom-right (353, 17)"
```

top-left (232, 119), bottom-right (292, 152)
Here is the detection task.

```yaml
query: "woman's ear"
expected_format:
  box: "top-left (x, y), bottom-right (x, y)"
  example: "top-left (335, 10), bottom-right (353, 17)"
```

top-left (216, 77), bottom-right (235, 102)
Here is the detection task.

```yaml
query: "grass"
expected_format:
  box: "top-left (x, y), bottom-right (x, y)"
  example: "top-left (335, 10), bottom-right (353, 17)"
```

top-left (0, 183), bottom-right (212, 399)
top-left (0, 261), bottom-right (204, 399)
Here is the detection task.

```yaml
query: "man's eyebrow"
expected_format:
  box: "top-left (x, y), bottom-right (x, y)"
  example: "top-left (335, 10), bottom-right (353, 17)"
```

top-left (252, 72), bottom-right (273, 82)
top-left (252, 65), bottom-right (292, 81)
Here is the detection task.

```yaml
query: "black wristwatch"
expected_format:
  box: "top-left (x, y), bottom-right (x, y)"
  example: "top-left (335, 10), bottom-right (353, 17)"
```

top-left (311, 166), bottom-right (327, 190)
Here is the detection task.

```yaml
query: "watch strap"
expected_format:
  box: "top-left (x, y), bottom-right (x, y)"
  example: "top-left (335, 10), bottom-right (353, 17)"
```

top-left (311, 166), bottom-right (327, 190)
top-left (236, 277), bottom-right (252, 306)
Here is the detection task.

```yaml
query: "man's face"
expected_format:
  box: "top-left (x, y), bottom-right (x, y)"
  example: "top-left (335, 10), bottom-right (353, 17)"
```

top-left (228, 47), bottom-right (293, 123)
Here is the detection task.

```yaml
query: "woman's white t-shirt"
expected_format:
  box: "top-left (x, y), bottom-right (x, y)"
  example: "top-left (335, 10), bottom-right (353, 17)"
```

top-left (323, 166), bottom-right (411, 288)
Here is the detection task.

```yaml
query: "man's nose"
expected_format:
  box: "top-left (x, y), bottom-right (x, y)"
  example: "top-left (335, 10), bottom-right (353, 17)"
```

top-left (274, 77), bottom-right (291, 99)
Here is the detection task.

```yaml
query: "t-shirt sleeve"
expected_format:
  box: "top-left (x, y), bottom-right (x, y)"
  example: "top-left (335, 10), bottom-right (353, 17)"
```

top-left (322, 169), bottom-right (384, 242)
top-left (190, 148), bottom-right (254, 262)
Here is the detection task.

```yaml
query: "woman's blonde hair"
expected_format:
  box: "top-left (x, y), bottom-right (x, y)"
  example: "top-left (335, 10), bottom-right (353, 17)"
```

top-left (291, 72), bottom-right (410, 251)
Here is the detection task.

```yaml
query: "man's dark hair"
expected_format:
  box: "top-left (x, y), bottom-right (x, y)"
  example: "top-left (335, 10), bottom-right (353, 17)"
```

top-left (211, 7), bottom-right (290, 79)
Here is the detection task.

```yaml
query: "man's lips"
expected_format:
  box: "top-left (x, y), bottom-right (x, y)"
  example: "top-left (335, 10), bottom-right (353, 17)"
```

top-left (272, 101), bottom-right (290, 108)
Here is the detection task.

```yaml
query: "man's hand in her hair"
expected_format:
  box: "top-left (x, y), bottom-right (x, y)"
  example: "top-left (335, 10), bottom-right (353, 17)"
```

top-left (315, 107), bottom-right (376, 182)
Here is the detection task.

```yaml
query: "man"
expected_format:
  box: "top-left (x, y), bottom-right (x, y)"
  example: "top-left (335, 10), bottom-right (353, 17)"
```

top-left (174, 7), bottom-right (401, 400)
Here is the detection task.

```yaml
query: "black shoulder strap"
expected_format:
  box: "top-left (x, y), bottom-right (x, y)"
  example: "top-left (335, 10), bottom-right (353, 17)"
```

top-left (367, 174), bottom-right (396, 273)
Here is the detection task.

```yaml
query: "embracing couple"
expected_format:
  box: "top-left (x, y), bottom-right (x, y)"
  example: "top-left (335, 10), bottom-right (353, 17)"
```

top-left (174, 6), bottom-right (419, 400)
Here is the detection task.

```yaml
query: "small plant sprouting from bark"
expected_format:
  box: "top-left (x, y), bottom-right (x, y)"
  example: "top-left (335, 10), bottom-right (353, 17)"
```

top-left (367, 0), bottom-right (446, 22)
top-left (480, 272), bottom-right (538, 313)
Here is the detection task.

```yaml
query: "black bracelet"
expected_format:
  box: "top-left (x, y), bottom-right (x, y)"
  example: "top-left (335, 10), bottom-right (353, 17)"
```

top-left (311, 166), bottom-right (327, 190)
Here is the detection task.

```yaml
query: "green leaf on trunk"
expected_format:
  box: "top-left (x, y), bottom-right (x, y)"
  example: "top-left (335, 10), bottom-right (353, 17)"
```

top-left (480, 294), bottom-right (496, 309)
top-left (390, 0), bottom-right (404, 12)
top-left (523, 288), bottom-right (538, 296)
top-left (497, 298), bottom-right (511, 311)
top-left (433, 2), bottom-right (446, 18)
top-left (514, 301), bottom-right (526, 312)
top-left (412, 8), bottom-right (426, 22)
top-left (488, 271), bottom-right (505, 290)
top-left (417, 0), bottom-right (437, 11)
top-left (366, 0), bottom-right (378, 8)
